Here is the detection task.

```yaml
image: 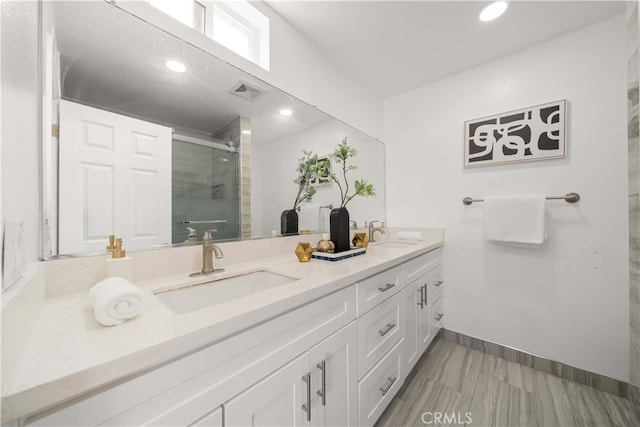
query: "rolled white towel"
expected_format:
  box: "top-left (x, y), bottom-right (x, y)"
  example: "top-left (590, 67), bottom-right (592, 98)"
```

top-left (398, 231), bottom-right (423, 241)
top-left (89, 277), bottom-right (145, 326)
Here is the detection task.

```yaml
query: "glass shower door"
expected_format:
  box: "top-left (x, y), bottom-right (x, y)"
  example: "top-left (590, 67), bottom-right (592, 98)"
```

top-left (172, 138), bottom-right (240, 243)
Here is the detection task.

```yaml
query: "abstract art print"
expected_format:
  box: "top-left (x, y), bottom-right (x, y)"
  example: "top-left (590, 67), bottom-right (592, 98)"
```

top-left (464, 100), bottom-right (566, 167)
top-left (310, 156), bottom-right (332, 187)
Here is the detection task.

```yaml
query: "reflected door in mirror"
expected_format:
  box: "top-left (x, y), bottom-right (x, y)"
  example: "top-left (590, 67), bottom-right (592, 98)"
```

top-left (59, 100), bottom-right (172, 253)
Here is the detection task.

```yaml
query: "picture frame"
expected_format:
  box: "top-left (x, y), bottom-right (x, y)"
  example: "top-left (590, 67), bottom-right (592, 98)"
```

top-left (464, 99), bottom-right (566, 167)
top-left (311, 156), bottom-right (332, 187)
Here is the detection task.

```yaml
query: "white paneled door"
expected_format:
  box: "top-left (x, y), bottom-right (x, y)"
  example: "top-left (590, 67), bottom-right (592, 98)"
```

top-left (59, 100), bottom-right (171, 254)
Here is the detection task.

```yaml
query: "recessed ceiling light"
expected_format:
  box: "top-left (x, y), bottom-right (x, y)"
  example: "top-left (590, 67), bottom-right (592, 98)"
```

top-left (241, 129), bottom-right (252, 135)
top-left (165, 59), bottom-right (186, 73)
top-left (479, 1), bottom-right (508, 22)
top-left (279, 109), bottom-right (293, 116)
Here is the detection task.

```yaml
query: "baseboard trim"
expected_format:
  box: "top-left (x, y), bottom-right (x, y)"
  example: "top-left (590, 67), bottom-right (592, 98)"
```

top-left (441, 328), bottom-right (630, 399)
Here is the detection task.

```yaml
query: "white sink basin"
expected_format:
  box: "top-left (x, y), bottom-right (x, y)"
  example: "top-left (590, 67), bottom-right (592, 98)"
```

top-left (154, 270), bottom-right (298, 314)
top-left (374, 240), bottom-right (420, 248)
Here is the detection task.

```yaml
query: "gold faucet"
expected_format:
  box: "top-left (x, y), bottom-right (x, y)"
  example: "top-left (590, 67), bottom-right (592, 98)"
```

top-left (107, 235), bottom-right (126, 258)
top-left (368, 220), bottom-right (386, 242)
top-left (190, 229), bottom-right (224, 277)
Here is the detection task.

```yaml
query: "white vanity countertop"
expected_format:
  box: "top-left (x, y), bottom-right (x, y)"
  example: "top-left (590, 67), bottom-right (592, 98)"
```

top-left (2, 232), bottom-right (443, 421)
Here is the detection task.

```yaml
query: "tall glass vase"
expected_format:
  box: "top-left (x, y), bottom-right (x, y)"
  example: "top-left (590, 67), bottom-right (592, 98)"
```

top-left (329, 207), bottom-right (350, 253)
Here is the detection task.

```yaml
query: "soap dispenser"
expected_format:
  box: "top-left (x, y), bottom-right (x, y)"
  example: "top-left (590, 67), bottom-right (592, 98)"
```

top-left (104, 236), bottom-right (134, 281)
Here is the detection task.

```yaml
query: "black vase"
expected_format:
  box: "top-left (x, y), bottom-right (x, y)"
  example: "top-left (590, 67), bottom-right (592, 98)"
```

top-left (330, 207), bottom-right (350, 253)
top-left (281, 209), bottom-right (299, 236)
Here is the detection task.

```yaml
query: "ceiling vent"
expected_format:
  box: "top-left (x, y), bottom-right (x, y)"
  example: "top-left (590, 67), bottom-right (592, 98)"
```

top-left (228, 79), bottom-right (268, 101)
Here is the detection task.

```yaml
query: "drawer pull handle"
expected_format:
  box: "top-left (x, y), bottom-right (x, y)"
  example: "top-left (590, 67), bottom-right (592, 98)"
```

top-left (435, 313), bottom-right (444, 321)
top-left (379, 376), bottom-right (398, 396)
top-left (435, 280), bottom-right (443, 287)
top-left (378, 323), bottom-right (396, 336)
top-left (418, 286), bottom-right (424, 309)
top-left (378, 283), bottom-right (395, 293)
top-left (301, 372), bottom-right (311, 421)
top-left (316, 360), bottom-right (326, 406)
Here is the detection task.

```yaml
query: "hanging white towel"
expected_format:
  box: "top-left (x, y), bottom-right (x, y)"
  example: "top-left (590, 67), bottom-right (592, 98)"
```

top-left (298, 205), bottom-right (320, 232)
top-left (89, 277), bottom-right (145, 326)
top-left (319, 208), bottom-right (331, 233)
top-left (483, 195), bottom-right (547, 245)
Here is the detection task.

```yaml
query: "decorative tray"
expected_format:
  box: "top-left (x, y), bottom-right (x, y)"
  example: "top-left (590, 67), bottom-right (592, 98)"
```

top-left (311, 246), bottom-right (367, 262)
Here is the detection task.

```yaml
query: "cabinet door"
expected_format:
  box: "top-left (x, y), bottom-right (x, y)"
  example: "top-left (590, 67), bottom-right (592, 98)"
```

top-left (418, 272), bottom-right (433, 355)
top-left (190, 406), bottom-right (223, 426)
top-left (309, 322), bottom-right (358, 427)
top-left (225, 353), bottom-right (310, 427)
top-left (402, 279), bottom-right (420, 377)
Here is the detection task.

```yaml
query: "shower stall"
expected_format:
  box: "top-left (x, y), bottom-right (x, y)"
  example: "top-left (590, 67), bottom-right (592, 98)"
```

top-left (171, 135), bottom-right (240, 244)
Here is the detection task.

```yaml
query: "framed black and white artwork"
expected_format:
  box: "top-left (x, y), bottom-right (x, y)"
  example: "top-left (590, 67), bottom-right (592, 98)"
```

top-left (464, 100), bottom-right (566, 167)
top-left (310, 156), bottom-right (332, 187)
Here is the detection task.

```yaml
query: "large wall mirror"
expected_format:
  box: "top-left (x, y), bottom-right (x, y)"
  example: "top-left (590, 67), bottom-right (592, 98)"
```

top-left (42, 1), bottom-right (385, 258)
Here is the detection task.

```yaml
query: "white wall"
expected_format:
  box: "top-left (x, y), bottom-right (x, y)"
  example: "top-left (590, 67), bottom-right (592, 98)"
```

top-left (1, 1), bottom-right (41, 274)
top-left (262, 2), bottom-right (383, 140)
top-left (384, 15), bottom-right (629, 380)
top-left (253, 120), bottom-right (385, 237)
top-left (117, 1), bottom-right (383, 139)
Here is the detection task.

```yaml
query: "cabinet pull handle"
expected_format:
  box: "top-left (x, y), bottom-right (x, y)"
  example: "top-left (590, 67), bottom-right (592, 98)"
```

top-left (435, 313), bottom-right (444, 321)
top-left (378, 323), bottom-right (396, 336)
top-left (422, 284), bottom-right (428, 305)
top-left (435, 280), bottom-right (443, 287)
top-left (379, 376), bottom-right (398, 396)
top-left (316, 360), bottom-right (326, 406)
top-left (418, 286), bottom-right (424, 309)
top-left (301, 372), bottom-right (311, 421)
top-left (378, 283), bottom-right (395, 293)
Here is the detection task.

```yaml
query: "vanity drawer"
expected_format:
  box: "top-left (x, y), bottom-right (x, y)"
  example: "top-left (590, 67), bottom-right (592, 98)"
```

top-left (357, 292), bottom-right (403, 378)
top-left (428, 266), bottom-right (443, 304)
top-left (358, 338), bottom-right (404, 427)
top-left (356, 265), bottom-right (402, 315)
top-left (403, 248), bottom-right (441, 285)
top-left (432, 297), bottom-right (444, 335)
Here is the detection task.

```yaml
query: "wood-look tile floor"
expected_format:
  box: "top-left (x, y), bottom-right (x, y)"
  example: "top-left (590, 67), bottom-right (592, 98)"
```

top-left (375, 339), bottom-right (640, 427)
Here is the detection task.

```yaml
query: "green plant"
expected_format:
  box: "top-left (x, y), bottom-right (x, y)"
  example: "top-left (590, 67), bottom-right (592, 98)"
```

top-left (291, 150), bottom-right (328, 210)
top-left (329, 137), bottom-right (375, 208)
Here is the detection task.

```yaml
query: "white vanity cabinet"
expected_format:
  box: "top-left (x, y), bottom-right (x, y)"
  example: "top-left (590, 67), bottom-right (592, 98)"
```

top-left (308, 321), bottom-right (358, 427)
top-left (24, 286), bottom-right (357, 427)
top-left (353, 247), bottom-right (443, 427)
top-left (354, 266), bottom-right (405, 427)
top-left (225, 321), bottom-right (358, 427)
top-left (19, 245), bottom-right (443, 427)
top-left (401, 249), bottom-right (442, 380)
top-left (429, 265), bottom-right (444, 339)
top-left (225, 353), bottom-right (309, 427)
top-left (402, 272), bottom-right (431, 376)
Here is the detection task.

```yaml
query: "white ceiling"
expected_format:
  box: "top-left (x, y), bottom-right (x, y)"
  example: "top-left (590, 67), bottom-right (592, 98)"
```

top-left (53, 1), bottom-right (329, 145)
top-left (265, 0), bottom-right (626, 99)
